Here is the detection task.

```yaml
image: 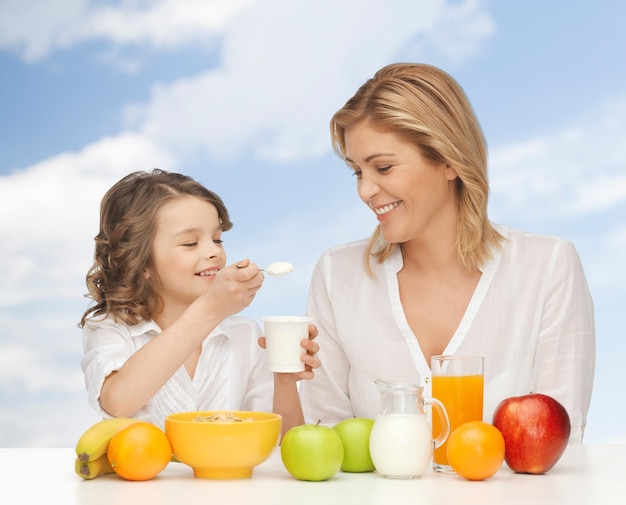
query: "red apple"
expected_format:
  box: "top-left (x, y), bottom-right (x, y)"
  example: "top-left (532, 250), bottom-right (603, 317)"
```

top-left (492, 393), bottom-right (571, 474)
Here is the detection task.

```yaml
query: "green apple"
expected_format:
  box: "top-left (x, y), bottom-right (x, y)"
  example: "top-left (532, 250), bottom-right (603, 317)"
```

top-left (280, 422), bottom-right (344, 481)
top-left (333, 417), bottom-right (375, 472)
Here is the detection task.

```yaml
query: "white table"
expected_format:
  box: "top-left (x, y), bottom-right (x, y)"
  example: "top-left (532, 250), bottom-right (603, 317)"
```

top-left (2, 445), bottom-right (624, 504)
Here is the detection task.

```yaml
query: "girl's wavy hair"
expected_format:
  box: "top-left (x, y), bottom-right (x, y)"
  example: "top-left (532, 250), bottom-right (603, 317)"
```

top-left (330, 63), bottom-right (503, 273)
top-left (79, 169), bottom-right (232, 327)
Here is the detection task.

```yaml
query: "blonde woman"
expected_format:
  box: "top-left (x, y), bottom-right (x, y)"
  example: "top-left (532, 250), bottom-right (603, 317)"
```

top-left (299, 63), bottom-right (594, 443)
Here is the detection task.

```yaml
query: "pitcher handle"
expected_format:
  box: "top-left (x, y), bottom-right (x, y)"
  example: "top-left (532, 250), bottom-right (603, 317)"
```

top-left (424, 397), bottom-right (450, 449)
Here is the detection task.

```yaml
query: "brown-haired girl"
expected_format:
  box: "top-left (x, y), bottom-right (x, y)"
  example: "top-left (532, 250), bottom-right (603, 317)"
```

top-left (80, 169), bottom-right (319, 436)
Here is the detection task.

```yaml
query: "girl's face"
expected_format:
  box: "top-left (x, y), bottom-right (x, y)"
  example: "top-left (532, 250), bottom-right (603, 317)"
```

top-left (344, 121), bottom-right (459, 245)
top-left (148, 195), bottom-right (226, 311)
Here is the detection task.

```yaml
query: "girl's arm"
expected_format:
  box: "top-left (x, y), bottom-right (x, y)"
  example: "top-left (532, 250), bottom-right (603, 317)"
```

top-left (99, 263), bottom-right (263, 418)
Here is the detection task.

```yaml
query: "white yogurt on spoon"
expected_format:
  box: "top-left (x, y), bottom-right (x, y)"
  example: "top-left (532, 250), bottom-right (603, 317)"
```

top-left (264, 261), bottom-right (294, 277)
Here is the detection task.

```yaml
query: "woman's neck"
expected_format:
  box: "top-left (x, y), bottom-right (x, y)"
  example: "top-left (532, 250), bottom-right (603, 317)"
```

top-left (400, 224), bottom-right (460, 275)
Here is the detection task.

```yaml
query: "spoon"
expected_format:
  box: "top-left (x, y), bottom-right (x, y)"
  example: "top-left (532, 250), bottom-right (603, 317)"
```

top-left (237, 261), bottom-right (294, 277)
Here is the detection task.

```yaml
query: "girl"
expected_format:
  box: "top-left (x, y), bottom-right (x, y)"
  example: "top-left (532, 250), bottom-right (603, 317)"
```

top-left (80, 169), bottom-right (319, 436)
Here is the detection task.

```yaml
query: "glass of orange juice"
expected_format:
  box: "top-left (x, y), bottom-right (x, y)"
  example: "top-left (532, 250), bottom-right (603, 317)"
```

top-left (431, 355), bottom-right (484, 473)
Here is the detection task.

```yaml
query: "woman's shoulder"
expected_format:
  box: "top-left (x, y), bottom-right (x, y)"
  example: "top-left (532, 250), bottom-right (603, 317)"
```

top-left (496, 223), bottom-right (581, 264)
top-left (323, 237), bottom-right (369, 253)
top-left (498, 223), bottom-right (574, 248)
top-left (316, 238), bottom-right (370, 264)
top-left (310, 237), bottom-right (389, 287)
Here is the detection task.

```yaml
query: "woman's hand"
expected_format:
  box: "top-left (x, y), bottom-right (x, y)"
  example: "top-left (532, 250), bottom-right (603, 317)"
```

top-left (259, 323), bottom-right (320, 381)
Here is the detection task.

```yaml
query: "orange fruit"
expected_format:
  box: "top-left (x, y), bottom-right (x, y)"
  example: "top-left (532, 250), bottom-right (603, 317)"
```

top-left (107, 421), bottom-right (172, 481)
top-left (446, 421), bottom-right (505, 481)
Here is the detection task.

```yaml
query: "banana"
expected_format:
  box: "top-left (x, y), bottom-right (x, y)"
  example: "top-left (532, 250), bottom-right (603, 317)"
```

top-left (75, 417), bottom-right (139, 462)
top-left (75, 455), bottom-right (115, 480)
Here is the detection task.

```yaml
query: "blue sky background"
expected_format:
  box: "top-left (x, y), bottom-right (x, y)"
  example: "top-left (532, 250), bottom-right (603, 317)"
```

top-left (1, 0), bottom-right (624, 447)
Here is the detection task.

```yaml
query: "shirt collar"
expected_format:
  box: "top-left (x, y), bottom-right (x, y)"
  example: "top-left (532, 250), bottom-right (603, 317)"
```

top-left (127, 318), bottom-right (161, 337)
top-left (388, 245), bottom-right (403, 274)
top-left (384, 222), bottom-right (509, 276)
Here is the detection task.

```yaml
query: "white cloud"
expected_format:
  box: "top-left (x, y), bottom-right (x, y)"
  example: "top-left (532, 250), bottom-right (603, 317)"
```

top-left (83, 0), bottom-right (256, 47)
top-left (0, 133), bottom-right (175, 307)
top-left (420, 0), bottom-right (496, 62)
top-left (0, 0), bottom-right (257, 61)
top-left (0, 0), bottom-right (85, 61)
top-left (0, 0), bottom-right (494, 64)
top-left (489, 96), bottom-right (626, 219)
top-left (585, 223), bottom-right (626, 292)
top-left (486, 96), bottom-right (626, 296)
top-left (124, 0), bottom-right (494, 163)
top-left (0, 343), bottom-right (83, 394)
top-left (0, 0), bottom-right (497, 166)
top-left (0, 395), bottom-right (100, 447)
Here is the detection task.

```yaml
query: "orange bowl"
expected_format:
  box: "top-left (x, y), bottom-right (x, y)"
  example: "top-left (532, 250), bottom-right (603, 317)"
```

top-left (164, 410), bottom-right (281, 479)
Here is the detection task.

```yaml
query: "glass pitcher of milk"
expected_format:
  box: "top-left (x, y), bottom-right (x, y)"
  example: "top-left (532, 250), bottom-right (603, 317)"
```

top-left (369, 378), bottom-right (450, 479)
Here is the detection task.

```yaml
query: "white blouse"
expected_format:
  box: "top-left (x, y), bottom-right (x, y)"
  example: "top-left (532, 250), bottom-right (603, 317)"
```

top-left (299, 224), bottom-right (595, 443)
top-left (81, 315), bottom-right (273, 429)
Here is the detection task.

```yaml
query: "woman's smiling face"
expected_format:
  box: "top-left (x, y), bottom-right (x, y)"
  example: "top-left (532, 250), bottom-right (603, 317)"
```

top-left (344, 121), bottom-right (459, 245)
top-left (148, 195), bottom-right (226, 310)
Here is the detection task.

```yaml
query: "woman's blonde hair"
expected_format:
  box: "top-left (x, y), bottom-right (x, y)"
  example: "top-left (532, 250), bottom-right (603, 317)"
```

top-left (79, 169), bottom-right (232, 327)
top-left (330, 63), bottom-right (503, 272)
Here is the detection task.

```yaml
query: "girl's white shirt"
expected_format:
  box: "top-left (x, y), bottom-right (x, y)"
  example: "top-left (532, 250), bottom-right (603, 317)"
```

top-left (81, 315), bottom-right (273, 429)
top-left (299, 224), bottom-right (595, 443)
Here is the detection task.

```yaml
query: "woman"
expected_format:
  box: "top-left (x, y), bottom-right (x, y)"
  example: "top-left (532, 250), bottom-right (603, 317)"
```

top-left (299, 63), bottom-right (595, 442)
